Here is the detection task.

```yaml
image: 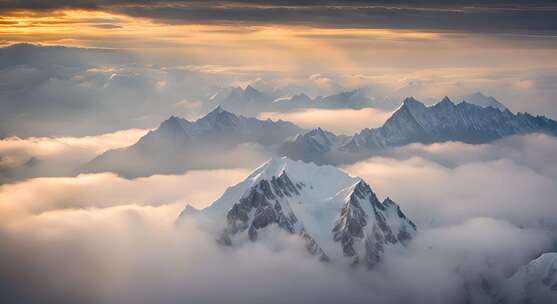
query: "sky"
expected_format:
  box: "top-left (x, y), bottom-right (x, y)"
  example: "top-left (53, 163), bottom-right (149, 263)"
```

top-left (1, 1), bottom-right (557, 137)
top-left (1, 2), bottom-right (557, 303)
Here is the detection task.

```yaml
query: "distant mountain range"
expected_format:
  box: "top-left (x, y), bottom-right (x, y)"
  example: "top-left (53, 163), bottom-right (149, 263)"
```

top-left (180, 157), bottom-right (417, 268)
top-left (82, 95), bottom-right (557, 177)
top-left (180, 156), bottom-right (557, 302)
top-left (281, 96), bottom-right (557, 164)
top-left (461, 92), bottom-right (507, 111)
top-left (208, 85), bottom-right (272, 116)
top-left (82, 106), bottom-right (301, 177)
top-left (206, 85), bottom-right (511, 117)
top-left (206, 86), bottom-right (393, 115)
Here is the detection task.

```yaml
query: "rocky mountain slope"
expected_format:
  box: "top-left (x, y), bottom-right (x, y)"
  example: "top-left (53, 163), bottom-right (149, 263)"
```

top-left (82, 106), bottom-right (301, 177)
top-left (281, 96), bottom-right (557, 163)
top-left (461, 92), bottom-right (507, 111)
top-left (180, 157), bottom-right (417, 268)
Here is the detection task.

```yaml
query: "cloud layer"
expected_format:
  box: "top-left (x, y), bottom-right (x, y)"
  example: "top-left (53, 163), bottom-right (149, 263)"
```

top-left (0, 128), bottom-right (148, 182)
top-left (259, 108), bottom-right (391, 135)
top-left (0, 134), bottom-right (556, 303)
top-left (2, 1), bottom-right (557, 34)
top-left (2, 43), bottom-right (557, 139)
top-left (344, 134), bottom-right (557, 232)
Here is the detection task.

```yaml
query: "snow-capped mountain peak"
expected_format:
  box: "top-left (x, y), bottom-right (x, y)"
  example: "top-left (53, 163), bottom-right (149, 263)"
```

top-left (182, 157), bottom-right (416, 268)
top-left (507, 253), bottom-right (557, 303)
top-left (462, 92), bottom-right (508, 111)
top-left (339, 96), bottom-right (557, 153)
top-left (211, 104), bottom-right (225, 114)
top-left (278, 96), bottom-right (557, 165)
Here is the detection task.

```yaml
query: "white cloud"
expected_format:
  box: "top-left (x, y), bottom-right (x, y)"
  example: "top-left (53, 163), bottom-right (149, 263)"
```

top-left (0, 168), bottom-right (251, 221)
top-left (0, 128), bottom-right (151, 183)
top-left (0, 128), bottom-right (148, 168)
top-left (0, 134), bottom-right (556, 303)
top-left (258, 108), bottom-right (392, 135)
top-left (343, 135), bottom-right (557, 231)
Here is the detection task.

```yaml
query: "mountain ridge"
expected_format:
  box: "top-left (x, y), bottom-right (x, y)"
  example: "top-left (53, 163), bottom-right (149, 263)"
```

top-left (280, 96), bottom-right (557, 164)
top-left (181, 157), bottom-right (417, 268)
top-left (83, 96), bottom-right (557, 176)
top-left (82, 107), bottom-right (302, 177)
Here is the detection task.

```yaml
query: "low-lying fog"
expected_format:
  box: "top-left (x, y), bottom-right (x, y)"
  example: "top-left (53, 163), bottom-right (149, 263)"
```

top-left (1, 133), bottom-right (556, 303)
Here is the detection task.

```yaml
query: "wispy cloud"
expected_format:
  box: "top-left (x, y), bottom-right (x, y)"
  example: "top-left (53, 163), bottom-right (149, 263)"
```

top-left (259, 108), bottom-right (392, 135)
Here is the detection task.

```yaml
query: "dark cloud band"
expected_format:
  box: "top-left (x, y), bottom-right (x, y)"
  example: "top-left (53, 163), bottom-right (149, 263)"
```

top-left (2, 1), bottom-right (557, 33)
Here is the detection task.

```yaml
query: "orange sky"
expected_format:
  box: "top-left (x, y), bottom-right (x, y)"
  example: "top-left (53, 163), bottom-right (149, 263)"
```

top-left (5, 9), bottom-right (556, 74)
top-left (1, 7), bottom-right (557, 120)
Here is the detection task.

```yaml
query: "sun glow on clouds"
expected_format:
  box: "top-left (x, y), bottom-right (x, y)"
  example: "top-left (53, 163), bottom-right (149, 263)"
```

top-left (2, 7), bottom-right (557, 88)
top-left (258, 108), bottom-right (392, 135)
top-left (0, 10), bottom-right (127, 46)
top-left (0, 9), bottom-right (440, 45)
top-left (0, 9), bottom-right (444, 71)
top-left (0, 128), bottom-right (148, 168)
top-left (0, 168), bottom-right (250, 221)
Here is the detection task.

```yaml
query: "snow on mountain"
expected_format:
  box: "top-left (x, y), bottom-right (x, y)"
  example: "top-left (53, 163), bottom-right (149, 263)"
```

top-left (317, 88), bottom-right (376, 109)
top-left (273, 88), bottom-right (391, 111)
top-left (205, 87), bottom-right (505, 118)
top-left (278, 96), bottom-right (557, 163)
top-left (278, 128), bottom-right (351, 164)
top-left (271, 93), bottom-right (314, 111)
top-left (208, 85), bottom-right (274, 116)
top-left (206, 86), bottom-right (392, 115)
top-left (181, 157), bottom-right (416, 268)
top-left (169, 105), bottom-right (300, 145)
top-left (461, 92), bottom-right (507, 111)
top-left (343, 96), bottom-right (557, 152)
top-left (82, 107), bottom-right (301, 177)
top-left (506, 252), bottom-right (557, 303)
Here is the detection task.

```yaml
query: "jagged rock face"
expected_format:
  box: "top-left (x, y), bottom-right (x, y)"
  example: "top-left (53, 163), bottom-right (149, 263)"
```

top-left (223, 173), bottom-right (300, 239)
top-left (332, 181), bottom-right (416, 268)
top-left (280, 97), bottom-right (557, 163)
top-left (182, 157), bottom-right (416, 268)
top-left (342, 97), bottom-right (557, 152)
top-left (220, 171), bottom-right (328, 260)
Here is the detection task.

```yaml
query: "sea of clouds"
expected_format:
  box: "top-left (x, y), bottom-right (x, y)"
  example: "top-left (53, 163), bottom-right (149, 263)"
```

top-left (2, 42), bottom-right (557, 303)
top-left (1, 133), bottom-right (556, 303)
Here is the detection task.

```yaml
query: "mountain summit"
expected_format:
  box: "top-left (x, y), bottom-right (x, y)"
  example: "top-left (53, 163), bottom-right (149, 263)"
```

top-left (181, 157), bottom-right (417, 268)
top-left (82, 108), bottom-right (301, 177)
top-left (462, 92), bottom-right (507, 111)
top-left (343, 96), bottom-right (557, 151)
top-left (208, 86), bottom-right (272, 116)
top-left (281, 96), bottom-right (557, 163)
